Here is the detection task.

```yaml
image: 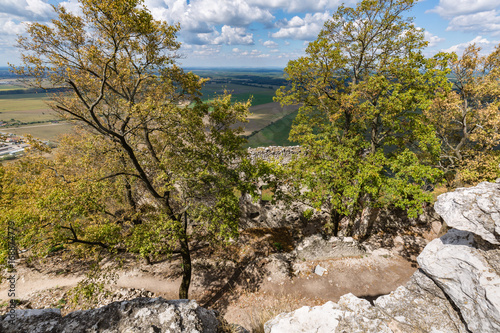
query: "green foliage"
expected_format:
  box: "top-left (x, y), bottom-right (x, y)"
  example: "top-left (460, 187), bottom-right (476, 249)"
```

top-left (274, 0), bottom-right (447, 235)
top-left (425, 44), bottom-right (500, 186)
top-left (4, 0), bottom-right (255, 299)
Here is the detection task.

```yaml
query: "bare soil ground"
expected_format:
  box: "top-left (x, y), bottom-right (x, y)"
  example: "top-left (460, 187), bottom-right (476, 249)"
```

top-left (0, 226), bottom-right (426, 332)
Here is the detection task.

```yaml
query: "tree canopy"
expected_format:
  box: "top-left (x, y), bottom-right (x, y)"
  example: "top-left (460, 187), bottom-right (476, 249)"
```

top-left (274, 0), bottom-right (449, 236)
top-left (425, 44), bottom-right (500, 186)
top-left (5, 0), bottom-right (253, 299)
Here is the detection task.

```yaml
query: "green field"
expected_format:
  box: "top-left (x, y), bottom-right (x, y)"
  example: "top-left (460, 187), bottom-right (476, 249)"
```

top-left (245, 109), bottom-right (299, 148)
top-left (238, 102), bottom-right (298, 136)
top-left (0, 92), bottom-right (59, 127)
top-left (200, 82), bottom-right (277, 106)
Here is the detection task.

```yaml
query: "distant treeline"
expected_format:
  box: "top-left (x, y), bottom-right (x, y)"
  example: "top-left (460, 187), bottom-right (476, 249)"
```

top-left (0, 87), bottom-right (69, 95)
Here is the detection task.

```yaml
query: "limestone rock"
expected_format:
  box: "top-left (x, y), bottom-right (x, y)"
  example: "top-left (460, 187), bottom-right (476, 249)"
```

top-left (294, 235), bottom-right (365, 261)
top-left (0, 298), bottom-right (219, 333)
top-left (434, 181), bottom-right (500, 244)
top-left (265, 270), bottom-right (468, 333)
top-left (266, 181), bottom-right (500, 333)
top-left (373, 269), bottom-right (468, 333)
top-left (264, 294), bottom-right (391, 333)
top-left (418, 228), bottom-right (500, 332)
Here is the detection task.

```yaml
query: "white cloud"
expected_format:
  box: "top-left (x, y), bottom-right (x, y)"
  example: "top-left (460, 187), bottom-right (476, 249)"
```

top-left (231, 48), bottom-right (270, 58)
top-left (58, 0), bottom-right (83, 16)
top-left (428, 1), bottom-right (500, 35)
top-left (0, 0), bottom-right (53, 20)
top-left (272, 12), bottom-right (330, 40)
top-left (446, 10), bottom-right (500, 35)
top-left (427, 0), bottom-right (499, 17)
top-left (144, 0), bottom-right (273, 32)
top-left (263, 40), bottom-right (278, 48)
top-left (424, 31), bottom-right (445, 47)
top-left (0, 18), bottom-right (27, 35)
top-left (246, 0), bottom-right (355, 13)
top-left (197, 25), bottom-right (254, 45)
top-left (179, 44), bottom-right (221, 57)
top-left (444, 35), bottom-right (497, 54)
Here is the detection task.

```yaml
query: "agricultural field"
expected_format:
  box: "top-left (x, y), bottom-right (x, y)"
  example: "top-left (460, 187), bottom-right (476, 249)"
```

top-left (0, 69), bottom-right (297, 146)
top-left (238, 102), bottom-right (298, 136)
top-left (245, 109), bottom-right (299, 148)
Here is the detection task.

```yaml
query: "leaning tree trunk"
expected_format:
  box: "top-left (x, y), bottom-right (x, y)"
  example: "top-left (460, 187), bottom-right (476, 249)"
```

top-left (178, 212), bottom-right (192, 299)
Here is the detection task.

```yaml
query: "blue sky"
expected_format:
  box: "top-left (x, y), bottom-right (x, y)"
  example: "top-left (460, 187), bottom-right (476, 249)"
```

top-left (0, 0), bottom-right (499, 68)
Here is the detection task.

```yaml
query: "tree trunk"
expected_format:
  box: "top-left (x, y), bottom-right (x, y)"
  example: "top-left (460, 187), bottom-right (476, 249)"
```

top-left (331, 209), bottom-right (341, 237)
top-left (178, 213), bottom-right (192, 299)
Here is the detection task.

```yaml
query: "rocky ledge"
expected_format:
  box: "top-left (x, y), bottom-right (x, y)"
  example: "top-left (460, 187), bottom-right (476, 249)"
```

top-left (2, 181), bottom-right (499, 332)
top-left (265, 181), bottom-right (500, 333)
top-left (0, 298), bottom-right (220, 333)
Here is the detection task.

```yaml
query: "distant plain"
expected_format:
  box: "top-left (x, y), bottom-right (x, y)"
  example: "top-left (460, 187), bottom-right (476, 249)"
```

top-left (0, 69), bottom-right (298, 145)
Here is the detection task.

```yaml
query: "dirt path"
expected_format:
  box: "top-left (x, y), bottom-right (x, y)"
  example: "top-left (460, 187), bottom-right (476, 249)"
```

top-left (1, 252), bottom-right (415, 332)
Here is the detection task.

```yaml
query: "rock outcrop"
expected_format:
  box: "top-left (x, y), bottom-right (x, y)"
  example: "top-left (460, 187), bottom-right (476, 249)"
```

top-left (265, 181), bottom-right (500, 333)
top-left (0, 298), bottom-right (220, 333)
top-left (247, 146), bottom-right (302, 164)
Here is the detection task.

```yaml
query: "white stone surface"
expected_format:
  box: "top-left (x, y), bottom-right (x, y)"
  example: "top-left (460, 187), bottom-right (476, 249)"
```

top-left (314, 265), bottom-right (327, 276)
top-left (434, 181), bottom-right (500, 244)
top-left (418, 229), bottom-right (500, 332)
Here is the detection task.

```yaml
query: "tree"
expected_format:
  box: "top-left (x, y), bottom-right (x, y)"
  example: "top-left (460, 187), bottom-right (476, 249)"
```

top-left (274, 0), bottom-right (447, 236)
top-left (8, 0), bottom-right (253, 299)
top-left (425, 44), bottom-right (500, 186)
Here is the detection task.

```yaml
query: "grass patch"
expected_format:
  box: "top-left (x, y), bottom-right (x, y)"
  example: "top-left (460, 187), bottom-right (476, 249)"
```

top-left (0, 92), bottom-right (57, 126)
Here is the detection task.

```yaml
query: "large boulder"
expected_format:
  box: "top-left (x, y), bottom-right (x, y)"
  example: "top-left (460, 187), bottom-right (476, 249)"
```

top-left (419, 218), bottom-right (500, 332)
top-left (0, 298), bottom-right (220, 333)
top-left (434, 181), bottom-right (500, 245)
top-left (266, 181), bottom-right (500, 333)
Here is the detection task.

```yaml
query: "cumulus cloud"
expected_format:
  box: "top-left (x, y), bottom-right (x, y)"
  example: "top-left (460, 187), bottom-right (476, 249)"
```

top-left (57, 0), bottom-right (83, 16)
top-left (263, 40), bottom-right (278, 48)
top-left (246, 0), bottom-right (354, 13)
top-left (144, 0), bottom-right (273, 32)
top-left (444, 35), bottom-right (498, 54)
top-left (424, 31), bottom-right (445, 47)
top-left (0, 18), bottom-right (27, 35)
top-left (0, 0), bottom-right (54, 20)
top-left (196, 25), bottom-right (254, 45)
top-left (272, 12), bottom-right (330, 40)
top-left (428, 0), bottom-right (500, 35)
top-left (232, 48), bottom-right (269, 58)
top-left (446, 10), bottom-right (500, 34)
top-left (427, 0), bottom-right (499, 17)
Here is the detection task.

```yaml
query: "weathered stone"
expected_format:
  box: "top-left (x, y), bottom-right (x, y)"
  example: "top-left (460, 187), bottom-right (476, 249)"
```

top-left (267, 181), bottom-right (500, 333)
top-left (294, 234), bottom-right (365, 261)
top-left (265, 270), bottom-right (468, 333)
top-left (264, 295), bottom-right (392, 333)
top-left (434, 181), bottom-right (500, 245)
top-left (0, 298), bottom-right (219, 333)
top-left (374, 269), bottom-right (468, 333)
top-left (247, 146), bottom-right (302, 164)
top-left (418, 228), bottom-right (500, 332)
